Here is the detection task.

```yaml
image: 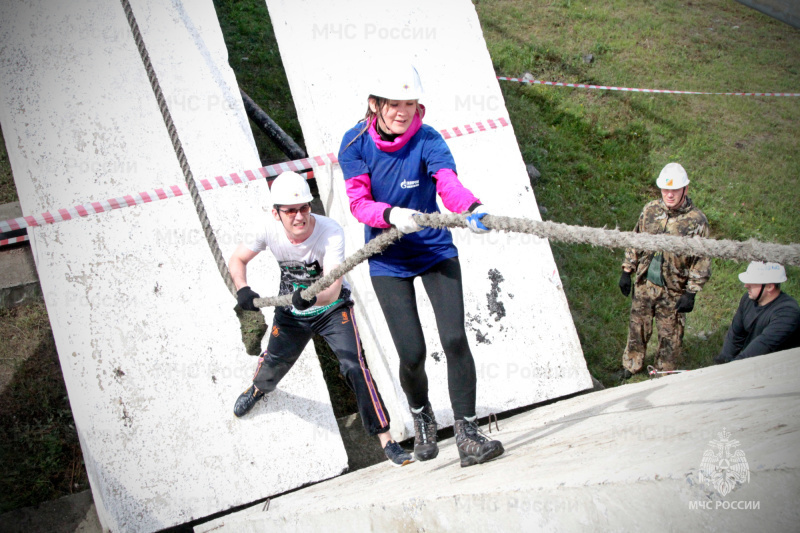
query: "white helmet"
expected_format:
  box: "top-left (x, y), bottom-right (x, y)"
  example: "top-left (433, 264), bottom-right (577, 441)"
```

top-left (370, 63), bottom-right (424, 101)
top-left (738, 261), bottom-right (787, 284)
top-left (656, 163), bottom-right (690, 189)
top-left (270, 171), bottom-right (313, 205)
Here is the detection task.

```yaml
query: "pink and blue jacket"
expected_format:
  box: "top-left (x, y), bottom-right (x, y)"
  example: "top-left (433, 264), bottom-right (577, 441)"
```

top-left (339, 106), bottom-right (481, 277)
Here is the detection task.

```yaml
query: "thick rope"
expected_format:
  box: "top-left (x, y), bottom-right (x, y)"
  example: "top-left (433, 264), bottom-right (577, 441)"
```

top-left (117, 0), bottom-right (800, 309)
top-left (253, 213), bottom-right (800, 309)
top-left (424, 213), bottom-right (800, 265)
top-left (120, 0), bottom-right (236, 297)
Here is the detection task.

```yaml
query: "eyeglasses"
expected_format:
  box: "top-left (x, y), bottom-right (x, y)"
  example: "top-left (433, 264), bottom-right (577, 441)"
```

top-left (277, 204), bottom-right (312, 216)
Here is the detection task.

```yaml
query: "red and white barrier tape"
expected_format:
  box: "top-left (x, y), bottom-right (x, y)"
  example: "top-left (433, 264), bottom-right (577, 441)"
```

top-left (498, 76), bottom-right (800, 97)
top-left (0, 117), bottom-right (510, 239)
top-left (0, 234), bottom-right (29, 247)
top-left (440, 117), bottom-right (509, 139)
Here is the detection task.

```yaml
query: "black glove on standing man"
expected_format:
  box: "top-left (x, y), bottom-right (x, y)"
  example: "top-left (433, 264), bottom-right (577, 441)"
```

top-left (675, 291), bottom-right (696, 313)
top-left (619, 270), bottom-right (632, 297)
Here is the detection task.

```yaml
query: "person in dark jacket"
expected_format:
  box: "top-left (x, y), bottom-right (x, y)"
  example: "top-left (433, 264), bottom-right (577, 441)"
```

top-left (715, 262), bottom-right (800, 363)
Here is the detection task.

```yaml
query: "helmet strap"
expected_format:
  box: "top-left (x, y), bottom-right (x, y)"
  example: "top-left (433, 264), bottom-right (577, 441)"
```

top-left (755, 284), bottom-right (765, 306)
top-left (676, 186), bottom-right (687, 207)
top-left (666, 186), bottom-right (687, 210)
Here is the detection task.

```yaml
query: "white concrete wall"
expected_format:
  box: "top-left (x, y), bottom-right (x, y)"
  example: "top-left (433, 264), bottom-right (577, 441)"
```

top-left (0, 1), bottom-right (346, 531)
top-left (265, 0), bottom-right (593, 437)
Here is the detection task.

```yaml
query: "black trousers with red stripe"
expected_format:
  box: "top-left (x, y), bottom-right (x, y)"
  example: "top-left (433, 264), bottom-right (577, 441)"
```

top-left (251, 301), bottom-right (390, 436)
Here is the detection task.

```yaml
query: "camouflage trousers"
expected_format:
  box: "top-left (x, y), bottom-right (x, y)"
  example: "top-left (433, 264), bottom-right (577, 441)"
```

top-left (622, 280), bottom-right (685, 374)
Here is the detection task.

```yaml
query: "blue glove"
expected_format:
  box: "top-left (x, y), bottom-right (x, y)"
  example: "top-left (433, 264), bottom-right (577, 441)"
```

top-left (466, 205), bottom-right (491, 234)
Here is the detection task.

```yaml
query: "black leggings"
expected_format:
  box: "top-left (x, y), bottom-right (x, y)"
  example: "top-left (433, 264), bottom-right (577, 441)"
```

top-left (371, 256), bottom-right (477, 419)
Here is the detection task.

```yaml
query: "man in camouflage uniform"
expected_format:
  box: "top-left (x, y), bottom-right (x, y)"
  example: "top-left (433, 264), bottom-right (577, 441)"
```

top-left (618, 163), bottom-right (711, 377)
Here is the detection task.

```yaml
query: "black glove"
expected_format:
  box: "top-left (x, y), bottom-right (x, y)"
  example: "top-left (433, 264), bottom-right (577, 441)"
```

top-left (619, 270), bottom-right (632, 297)
top-left (676, 291), bottom-right (696, 313)
top-left (236, 286), bottom-right (260, 311)
top-left (292, 287), bottom-right (317, 311)
top-left (713, 352), bottom-right (732, 365)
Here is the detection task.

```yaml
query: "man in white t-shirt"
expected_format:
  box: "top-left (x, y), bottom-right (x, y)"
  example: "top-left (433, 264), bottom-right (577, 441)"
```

top-left (228, 171), bottom-right (412, 467)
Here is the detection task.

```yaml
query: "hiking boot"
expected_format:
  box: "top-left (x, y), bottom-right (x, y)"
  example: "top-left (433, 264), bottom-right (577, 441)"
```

top-left (234, 384), bottom-right (264, 417)
top-left (384, 441), bottom-right (414, 467)
top-left (454, 418), bottom-right (504, 467)
top-left (411, 402), bottom-right (439, 461)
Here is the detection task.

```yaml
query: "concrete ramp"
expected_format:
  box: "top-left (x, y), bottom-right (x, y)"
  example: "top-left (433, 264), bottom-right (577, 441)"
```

top-left (0, 1), bottom-right (346, 531)
top-left (198, 348), bottom-right (800, 532)
top-left (736, 0), bottom-right (800, 28)
top-left (265, 0), bottom-right (593, 438)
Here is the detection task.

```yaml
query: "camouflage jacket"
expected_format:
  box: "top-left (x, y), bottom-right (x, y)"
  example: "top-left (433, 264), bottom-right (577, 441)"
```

top-left (622, 197), bottom-right (711, 294)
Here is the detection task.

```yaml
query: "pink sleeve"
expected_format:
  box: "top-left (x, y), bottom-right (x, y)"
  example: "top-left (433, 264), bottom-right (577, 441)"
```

top-left (345, 173), bottom-right (392, 228)
top-left (433, 168), bottom-right (480, 213)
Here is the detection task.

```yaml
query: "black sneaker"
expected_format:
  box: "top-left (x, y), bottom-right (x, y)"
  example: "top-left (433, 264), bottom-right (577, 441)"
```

top-left (234, 385), bottom-right (264, 417)
top-left (411, 402), bottom-right (439, 461)
top-left (384, 441), bottom-right (414, 467)
top-left (454, 418), bottom-right (504, 468)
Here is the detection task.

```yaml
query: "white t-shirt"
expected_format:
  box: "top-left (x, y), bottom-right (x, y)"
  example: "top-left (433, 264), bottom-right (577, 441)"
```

top-left (244, 214), bottom-right (351, 315)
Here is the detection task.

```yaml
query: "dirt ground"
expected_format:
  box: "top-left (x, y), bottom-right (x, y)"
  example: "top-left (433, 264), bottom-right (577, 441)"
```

top-left (0, 300), bottom-right (90, 512)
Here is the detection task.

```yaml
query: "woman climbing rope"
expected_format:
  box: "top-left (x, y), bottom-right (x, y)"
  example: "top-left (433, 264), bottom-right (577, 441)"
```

top-left (338, 62), bottom-right (504, 468)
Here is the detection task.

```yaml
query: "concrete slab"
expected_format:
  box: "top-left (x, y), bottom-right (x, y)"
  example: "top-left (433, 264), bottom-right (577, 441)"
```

top-left (0, 200), bottom-right (23, 220)
top-left (0, 412), bottom-right (388, 533)
top-left (265, 0), bottom-right (593, 439)
top-left (0, 1), bottom-right (347, 531)
top-left (0, 244), bottom-right (40, 309)
top-left (736, 0), bottom-right (800, 28)
top-left (197, 348), bottom-right (800, 532)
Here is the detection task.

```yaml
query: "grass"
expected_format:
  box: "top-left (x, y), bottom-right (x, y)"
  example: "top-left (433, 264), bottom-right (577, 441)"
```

top-left (213, 0), bottom-right (306, 164)
top-left (476, 0), bottom-right (800, 383)
top-left (0, 302), bottom-right (89, 513)
top-left (0, 0), bottom-right (798, 512)
top-left (0, 123), bottom-right (14, 204)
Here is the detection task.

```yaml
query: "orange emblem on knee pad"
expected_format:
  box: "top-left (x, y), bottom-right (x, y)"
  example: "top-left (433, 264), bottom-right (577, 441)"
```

top-left (272, 325), bottom-right (279, 337)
